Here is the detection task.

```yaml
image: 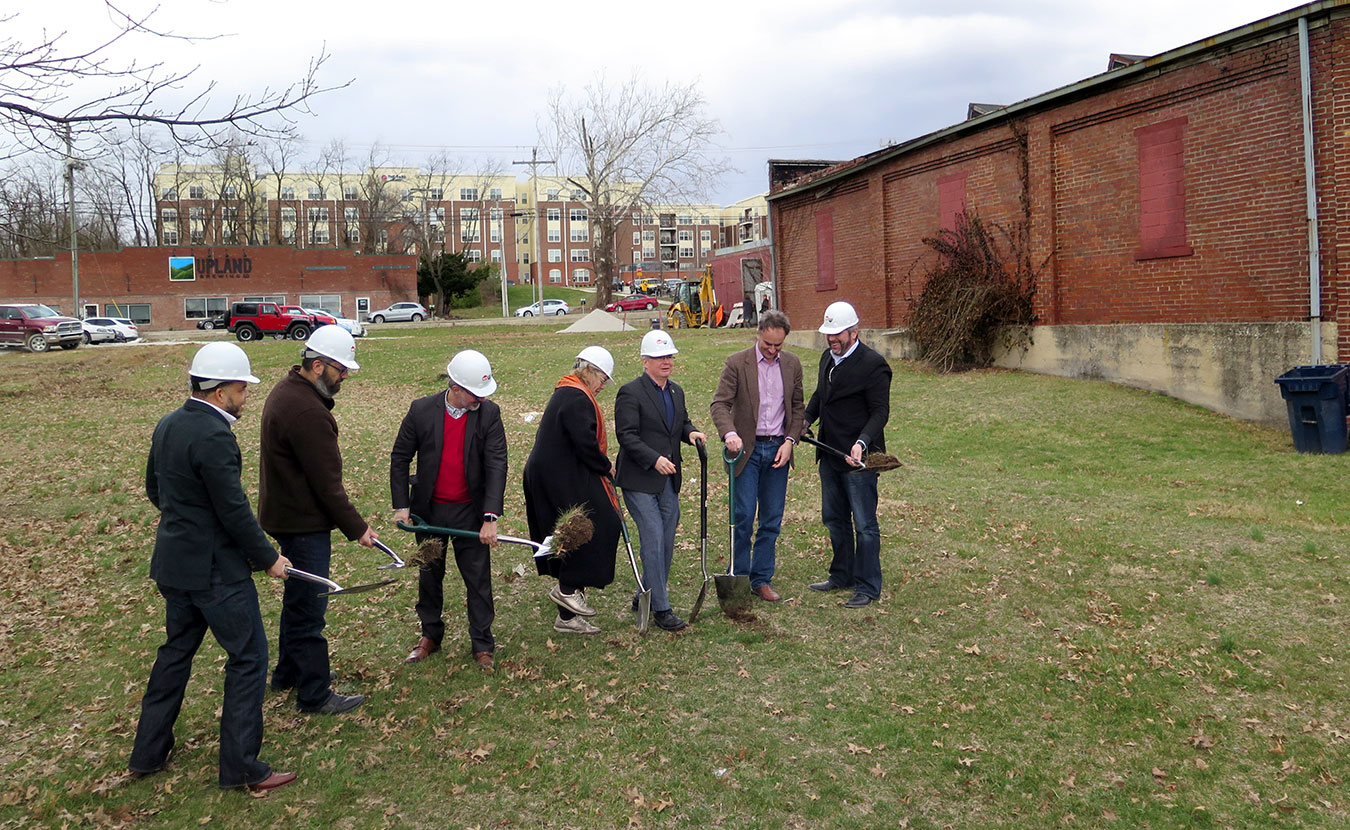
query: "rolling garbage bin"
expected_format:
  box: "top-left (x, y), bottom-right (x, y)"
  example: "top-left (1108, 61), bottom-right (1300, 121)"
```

top-left (1274, 365), bottom-right (1349, 454)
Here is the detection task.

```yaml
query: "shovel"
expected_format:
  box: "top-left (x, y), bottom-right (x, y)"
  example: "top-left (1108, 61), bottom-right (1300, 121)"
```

top-left (610, 480), bottom-right (651, 634)
top-left (285, 566), bottom-right (397, 598)
top-left (371, 538), bottom-right (406, 570)
top-left (714, 446), bottom-right (754, 616)
top-left (397, 515), bottom-right (555, 565)
top-left (687, 438), bottom-right (713, 623)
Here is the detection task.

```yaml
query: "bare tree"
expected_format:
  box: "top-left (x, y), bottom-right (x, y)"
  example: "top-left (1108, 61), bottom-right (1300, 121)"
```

top-left (0, 3), bottom-right (347, 159)
top-left (541, 73), bottom-right (729, 305)
top-left (259, 133), bottom-right (302, 246)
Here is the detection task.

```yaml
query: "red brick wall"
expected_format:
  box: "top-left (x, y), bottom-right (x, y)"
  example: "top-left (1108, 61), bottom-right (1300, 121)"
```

top-left (0, 246), bottom-right (418, 330)
top-left (772, 12), bottom-right (1348, 351)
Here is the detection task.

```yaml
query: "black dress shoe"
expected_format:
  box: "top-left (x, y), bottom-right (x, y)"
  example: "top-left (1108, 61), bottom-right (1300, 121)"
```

top-left (298, 691), bottom-right (365, 714)
top-left (809, 580), bottom-right (849, 592)
top-left (843, 593), bottom-right (875, 608)
top-left (652, 610), bottom-right (688, 632)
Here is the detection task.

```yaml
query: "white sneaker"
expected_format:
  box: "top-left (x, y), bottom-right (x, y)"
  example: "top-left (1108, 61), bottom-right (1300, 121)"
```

top-left (549, 585), bottom-right (596, 617)
top-left (553, 614), bottom-right (601, 635)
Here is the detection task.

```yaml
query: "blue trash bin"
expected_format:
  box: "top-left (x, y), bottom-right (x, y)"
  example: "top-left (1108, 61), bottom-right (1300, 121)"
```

top-left (1273, 365), bottom-right (1349, 454)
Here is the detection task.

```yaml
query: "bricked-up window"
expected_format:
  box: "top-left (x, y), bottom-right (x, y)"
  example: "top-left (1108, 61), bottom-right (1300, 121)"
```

top-left (1135, 117), bottom-right (1193, 260)
top-left (937, 172), bottom-right (967, 232)
top-left (815, 208), bottom-right (836, 291)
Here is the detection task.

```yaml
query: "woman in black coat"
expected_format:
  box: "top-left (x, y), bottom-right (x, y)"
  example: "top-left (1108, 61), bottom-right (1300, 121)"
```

top-left (523, 346), bottom-right (620, 634)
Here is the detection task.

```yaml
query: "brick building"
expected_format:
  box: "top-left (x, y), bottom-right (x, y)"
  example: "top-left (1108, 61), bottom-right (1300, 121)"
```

top-left (769, 1), bottom-right (1350, 423)
top-left (0, 246), bottom-right (417, 330)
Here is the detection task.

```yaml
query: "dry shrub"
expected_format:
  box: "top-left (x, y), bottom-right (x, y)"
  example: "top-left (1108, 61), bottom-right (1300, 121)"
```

top-left (551, 506), bottom-right (594, 558)
top-left (910, 211), bottom-right (1037, 372)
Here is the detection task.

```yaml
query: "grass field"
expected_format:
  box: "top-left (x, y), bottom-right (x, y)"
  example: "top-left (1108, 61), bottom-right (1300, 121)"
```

top-left (0, 325), bottom-right (1347, 828)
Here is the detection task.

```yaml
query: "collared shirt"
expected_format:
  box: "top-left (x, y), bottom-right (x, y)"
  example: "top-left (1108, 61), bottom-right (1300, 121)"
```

top-left (755, 348), bottom-right (786, 436)
top-left (829, 339), bottom-right (861, 366)
top-left (646, 374), bottom-right (675, 430)
top-left (199, 397), bottom-right (238, 425)
top-left (444, 391), bottom-right (468, 420)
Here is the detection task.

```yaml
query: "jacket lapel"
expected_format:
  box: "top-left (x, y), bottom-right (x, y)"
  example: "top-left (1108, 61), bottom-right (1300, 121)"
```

top-left (743, 348), bottom-right (761, 417)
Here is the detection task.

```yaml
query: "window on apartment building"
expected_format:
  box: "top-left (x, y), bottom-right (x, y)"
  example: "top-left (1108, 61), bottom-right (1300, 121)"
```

top-left (307, 186), bottom-right (324, 200)
top-left (549, 268), bottom-right (562, 283)
top-left (545, 188), bottom-right (560, 201)
top-left (643, 214), bottom-right (655, 225)
top-left (184, 297), bottom-right (228, 320)
top-left (222, 185), bottom-right (237, 199)
top-left (678, 246), bottom-right (693, 259)
top-left (344, 207), bottom-right (359, 223)
top-left (347, 227), bottom-right (361, 244)
top-left (311, 226), bottom-right (330, 244)
top-left (573, 269), bottom-right (591, 283)
top-left (468, 250), bottom-right (482, 262)
top-left (489, 187), bottom-right (502, 201)
top-left (633, 232), bottom-right (641, 245)
top-left (281, 186), bottom-right (295, 200)
top-left (377, 229), bottom-right (387, 252)
top-left (679, 230), bottom-right (693, 242)
top-left (491, 249), bottom-right (502, 263)
top-left (343, 185), bottom-right (360, 200)
top-left (308, 206), bottom-right (329, 223)
top-left (161, 187), bottom-right (177, 200)
top-left (461, 210), bottom-right (481, 243)
top-left (815, 208), bottom-right (836, 290)
top-left (677, 214), bottom-right (692, 225)
top-left (522, 253), bottom-right (529, 264)
top-left (548, 249), bottom-right (562, 262)
top-left (162, 228), bottom-right (179, 245)
top-left (699, 215), bottom-right (710, 224)
top-left (548, 228), bottom-right (561, 243)
top-left (188, 207), bottom-right (205, 220)
top-left (459, 187), bottom-right (477, 201)
top-left (642, 230), bottom-right (655, 241)
top-left (702, 247), bottom-right (711, 257)
top-left (161, 208), bottom-right (178, 225)
top-left (701, 230), bottom-right (711, 242)
top-left (189, 185), bottom-right (204, 199)
top-left (546, 208), bottom-right (561, 222)
top-left (422, 187), bottom-right (440, 201)
top-left (633, 251), bottom-right (643, 263)
top-left (642, 246), bottom-right (655, 259)
top-left (571, 249), bottom-right (590, 262)
top-left (1135, 117), bottom-right (1192, 260)
top-left (570, 208), bottom-right (588, 223)
top-left (571, 226), bottom-right (589, 242)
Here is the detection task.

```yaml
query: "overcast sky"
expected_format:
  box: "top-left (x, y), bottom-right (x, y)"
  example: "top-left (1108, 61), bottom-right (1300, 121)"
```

top-left (21, 0), bottom-right (1302, 204)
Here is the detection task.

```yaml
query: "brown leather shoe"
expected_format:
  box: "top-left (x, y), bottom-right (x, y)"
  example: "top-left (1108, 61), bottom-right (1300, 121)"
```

top-left (248, 771), bottom-right (297, 792)
top-left (473, 651), bottom-right (494, 671)
top-left (753, 584), bottom-right (782, 602)
top-left (405, 636), bottom-right (440, 664)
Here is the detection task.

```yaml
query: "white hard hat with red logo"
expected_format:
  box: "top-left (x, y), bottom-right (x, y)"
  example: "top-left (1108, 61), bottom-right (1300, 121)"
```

top-left (447, 349), bottom-right (497, 397)
top-left (640, 329), bottom-right (678, 358)
top-left (818, 301), bottom-right (860, 335)
top-left (305, 324), bottom-right (360, 370)
top-left (189, 342), bottom-right (260, 387)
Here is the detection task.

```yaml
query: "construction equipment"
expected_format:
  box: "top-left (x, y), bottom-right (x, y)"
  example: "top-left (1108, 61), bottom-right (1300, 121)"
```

top-left (666, 266), bottom-right (725, 329)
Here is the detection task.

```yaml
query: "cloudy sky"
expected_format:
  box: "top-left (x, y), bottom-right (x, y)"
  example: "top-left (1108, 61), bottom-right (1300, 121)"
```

top-left (20, 0), bottom-right (1302, 204)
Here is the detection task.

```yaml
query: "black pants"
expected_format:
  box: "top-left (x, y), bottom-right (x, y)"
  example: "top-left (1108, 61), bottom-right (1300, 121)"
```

top-left (417, 500), bottom-right (495, 653)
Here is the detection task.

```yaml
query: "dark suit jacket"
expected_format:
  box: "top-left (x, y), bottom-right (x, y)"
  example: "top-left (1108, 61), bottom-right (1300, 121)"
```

top-left (614, 373), bottom-right (698, 495)
top-left (709, 345), bottom-right (805, 476)
top-left (145, 398), bottom-right (279, 591)
top-left (389, 392), bottom-right (508, 519)
top-left (804, 341), bottom-right (892, 471)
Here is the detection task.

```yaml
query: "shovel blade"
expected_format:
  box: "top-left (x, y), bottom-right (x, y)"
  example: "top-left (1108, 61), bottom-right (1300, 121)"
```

top-left (635, 589), bottom-right (652, 634)
top-left (318, 578), bottom-right (398, 597)
top-left (687, 578), bottom-right (712, 623)
top-left (714, 573), bottom-right (754, 616)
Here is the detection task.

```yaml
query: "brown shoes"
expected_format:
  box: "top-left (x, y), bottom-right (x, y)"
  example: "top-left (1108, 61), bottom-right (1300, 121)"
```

top-left (248, 771), bottom-right (298, 792)
top-left (473, 651), bottom-right (494, 671)
top-left (753, 584), bottom-right (782, 602)
top-left (405, 636), bottom-right (440, 664)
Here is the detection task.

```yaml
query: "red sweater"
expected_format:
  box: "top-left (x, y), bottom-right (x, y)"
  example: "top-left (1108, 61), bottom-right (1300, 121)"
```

top-left (432, 410), bottom-right (470, 503)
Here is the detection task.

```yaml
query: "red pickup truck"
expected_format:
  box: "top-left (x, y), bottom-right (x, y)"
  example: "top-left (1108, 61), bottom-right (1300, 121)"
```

top-left (227, 302), bottom-right (311, 342)
top-left (0, 303), bottom-right (84, 352)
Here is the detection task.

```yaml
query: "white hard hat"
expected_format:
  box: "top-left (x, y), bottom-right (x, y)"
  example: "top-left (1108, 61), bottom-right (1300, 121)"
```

top-left (576, 345), bottom-right (614, 380)
top-left (818, 301), bottom-right (860, 335)
top-left (189, 342), bottom-right (260, 385)
top-left (640, 329), bottom-right (678, 358)
top-left (447, 349), bottom-right (497, 397)
top-left (305, 324), bottom-right (360, 370)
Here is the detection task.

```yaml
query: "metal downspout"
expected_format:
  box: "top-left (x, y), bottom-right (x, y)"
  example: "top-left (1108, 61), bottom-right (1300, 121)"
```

top-left (1299, 16), bottom-right (1323, 362)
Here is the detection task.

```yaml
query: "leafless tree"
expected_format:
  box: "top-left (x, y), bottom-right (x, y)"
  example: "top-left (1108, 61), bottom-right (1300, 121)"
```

top-left (259, 133), bottom-right (302, 246)
top-left (541, 73), bottom-right (729, 305)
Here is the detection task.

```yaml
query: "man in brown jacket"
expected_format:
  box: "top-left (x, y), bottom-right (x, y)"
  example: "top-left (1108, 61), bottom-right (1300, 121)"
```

top-left (259, 325), bottom-right (377, 715)
top-left (709, 310), bottom-right (805, 601)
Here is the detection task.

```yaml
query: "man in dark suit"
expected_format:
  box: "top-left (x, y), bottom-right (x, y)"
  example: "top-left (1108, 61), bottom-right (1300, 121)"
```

top-left (130, 343), bottom-right (296, 793)
top-left (391, 349), bottom-right (507, 670)
top-left (804, 301), bottom-right (892, 608)
top-left (709, 310), bottom-right (805, 601)
top-left (615, 330), bottom-right (706, 631)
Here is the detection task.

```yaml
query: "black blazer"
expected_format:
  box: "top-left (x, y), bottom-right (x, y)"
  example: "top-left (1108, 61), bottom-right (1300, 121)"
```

top-left (614, 373), bottom-right (698, 495)
top-left (804, 341), bottom-right (892, 471)
top-left (145, 398), bottom-right (279, 590)
top-left (389, 392), bottom-right (508, 519)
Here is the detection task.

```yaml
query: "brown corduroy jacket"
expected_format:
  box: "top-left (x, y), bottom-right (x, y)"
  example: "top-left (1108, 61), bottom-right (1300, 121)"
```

top-left (258, 367), bottom-right (368, 540)
top-left (709, 345), bottom-right (805, 476)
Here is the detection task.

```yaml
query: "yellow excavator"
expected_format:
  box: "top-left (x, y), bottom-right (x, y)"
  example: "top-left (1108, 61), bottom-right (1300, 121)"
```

top-left (665, 266), bottom-right (725, 329)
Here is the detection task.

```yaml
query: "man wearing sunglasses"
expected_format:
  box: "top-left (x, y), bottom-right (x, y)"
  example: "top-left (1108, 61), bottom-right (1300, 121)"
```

top-left (259, 324), bottom-right (377, 714)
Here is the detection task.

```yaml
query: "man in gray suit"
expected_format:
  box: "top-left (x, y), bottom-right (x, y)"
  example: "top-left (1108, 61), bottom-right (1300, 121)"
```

top-left (710, 310), bottom-right (805, 602)
top-left (615, 330), bottom-right (706, 631)
top-left (130, 343), bottom-right (296, 793)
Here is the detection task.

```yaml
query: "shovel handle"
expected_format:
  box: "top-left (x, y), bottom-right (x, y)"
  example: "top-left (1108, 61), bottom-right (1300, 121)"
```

top-left (284, 566), bottom-right (341, 593)
top-left (398, 516), bottom-right (541, 552)
top-left (798, 433), bottom-right (865, 468)
top-left (372, 538), bottom-right (406, 569)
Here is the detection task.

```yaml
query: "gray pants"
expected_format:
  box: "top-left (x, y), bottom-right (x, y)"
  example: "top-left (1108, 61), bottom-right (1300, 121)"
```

top-left (622, 480), bottom-right (680, 614)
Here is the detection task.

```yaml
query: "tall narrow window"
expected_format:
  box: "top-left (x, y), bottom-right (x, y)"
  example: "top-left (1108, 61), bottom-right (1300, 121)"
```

top-left (815, 209), bottom-right (836, 291)
top-left (1135, 117), bottom-right (1192, 260)
top-left (937, 172), bottom-right (968, 233)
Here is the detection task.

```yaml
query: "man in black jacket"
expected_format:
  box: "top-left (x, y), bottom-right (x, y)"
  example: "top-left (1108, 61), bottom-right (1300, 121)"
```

top-left (804, 302), bottom-right (892, 608)
top-left (391, 350), bottom-right (507, 670)
top-left (615, 330), bottom-right (706, 631)
top-left (130, 343), bottom-right (296, 793)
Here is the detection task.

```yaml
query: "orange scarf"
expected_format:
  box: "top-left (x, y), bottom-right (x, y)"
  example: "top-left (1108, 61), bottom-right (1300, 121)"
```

top-left (555, 374), bottom-right (618, 510)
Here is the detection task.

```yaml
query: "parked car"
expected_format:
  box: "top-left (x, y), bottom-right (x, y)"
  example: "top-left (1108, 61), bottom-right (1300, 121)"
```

top-left (82, 317), bottom-right (139, 344)
top-left (605, 295), bottom-right (659, 312)
top-left (513, 299), bottom-right (571, 317)
top-left (0, 303), bottom-right (83, 352)
top-left (289, 306), bottom-right (337, 328)
top-left (307, 307), bottom-right (364, 337)
top-left (227, 301), bottom-right (311, 342)
top-left (196, 314), bottom-right (227, 330)
top-left (369, 302), bottom-right (428, 323)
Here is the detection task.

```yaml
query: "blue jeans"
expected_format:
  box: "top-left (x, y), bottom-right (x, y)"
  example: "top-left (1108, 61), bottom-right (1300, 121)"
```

top-left (272, 531), bottom-right (333, 709)
top-left (130, 576), bottom-right (271, 789)
top-left (819, 464), bottom-right (882, 599)
top-left (732, 438), bottom-right (789, 589)
top-left (623, 481), bottom-right (680, 613)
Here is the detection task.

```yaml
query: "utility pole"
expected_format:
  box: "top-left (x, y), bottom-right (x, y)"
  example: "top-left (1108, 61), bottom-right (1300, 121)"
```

top-left (65, 128), bottom-right (84, 318)
top-left (514, 148), bottom-right (554, 311)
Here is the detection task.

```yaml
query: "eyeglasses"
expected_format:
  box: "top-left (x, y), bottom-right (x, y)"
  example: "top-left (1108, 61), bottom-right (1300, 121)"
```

top-left (321, 359), bottom-right (350, 377)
